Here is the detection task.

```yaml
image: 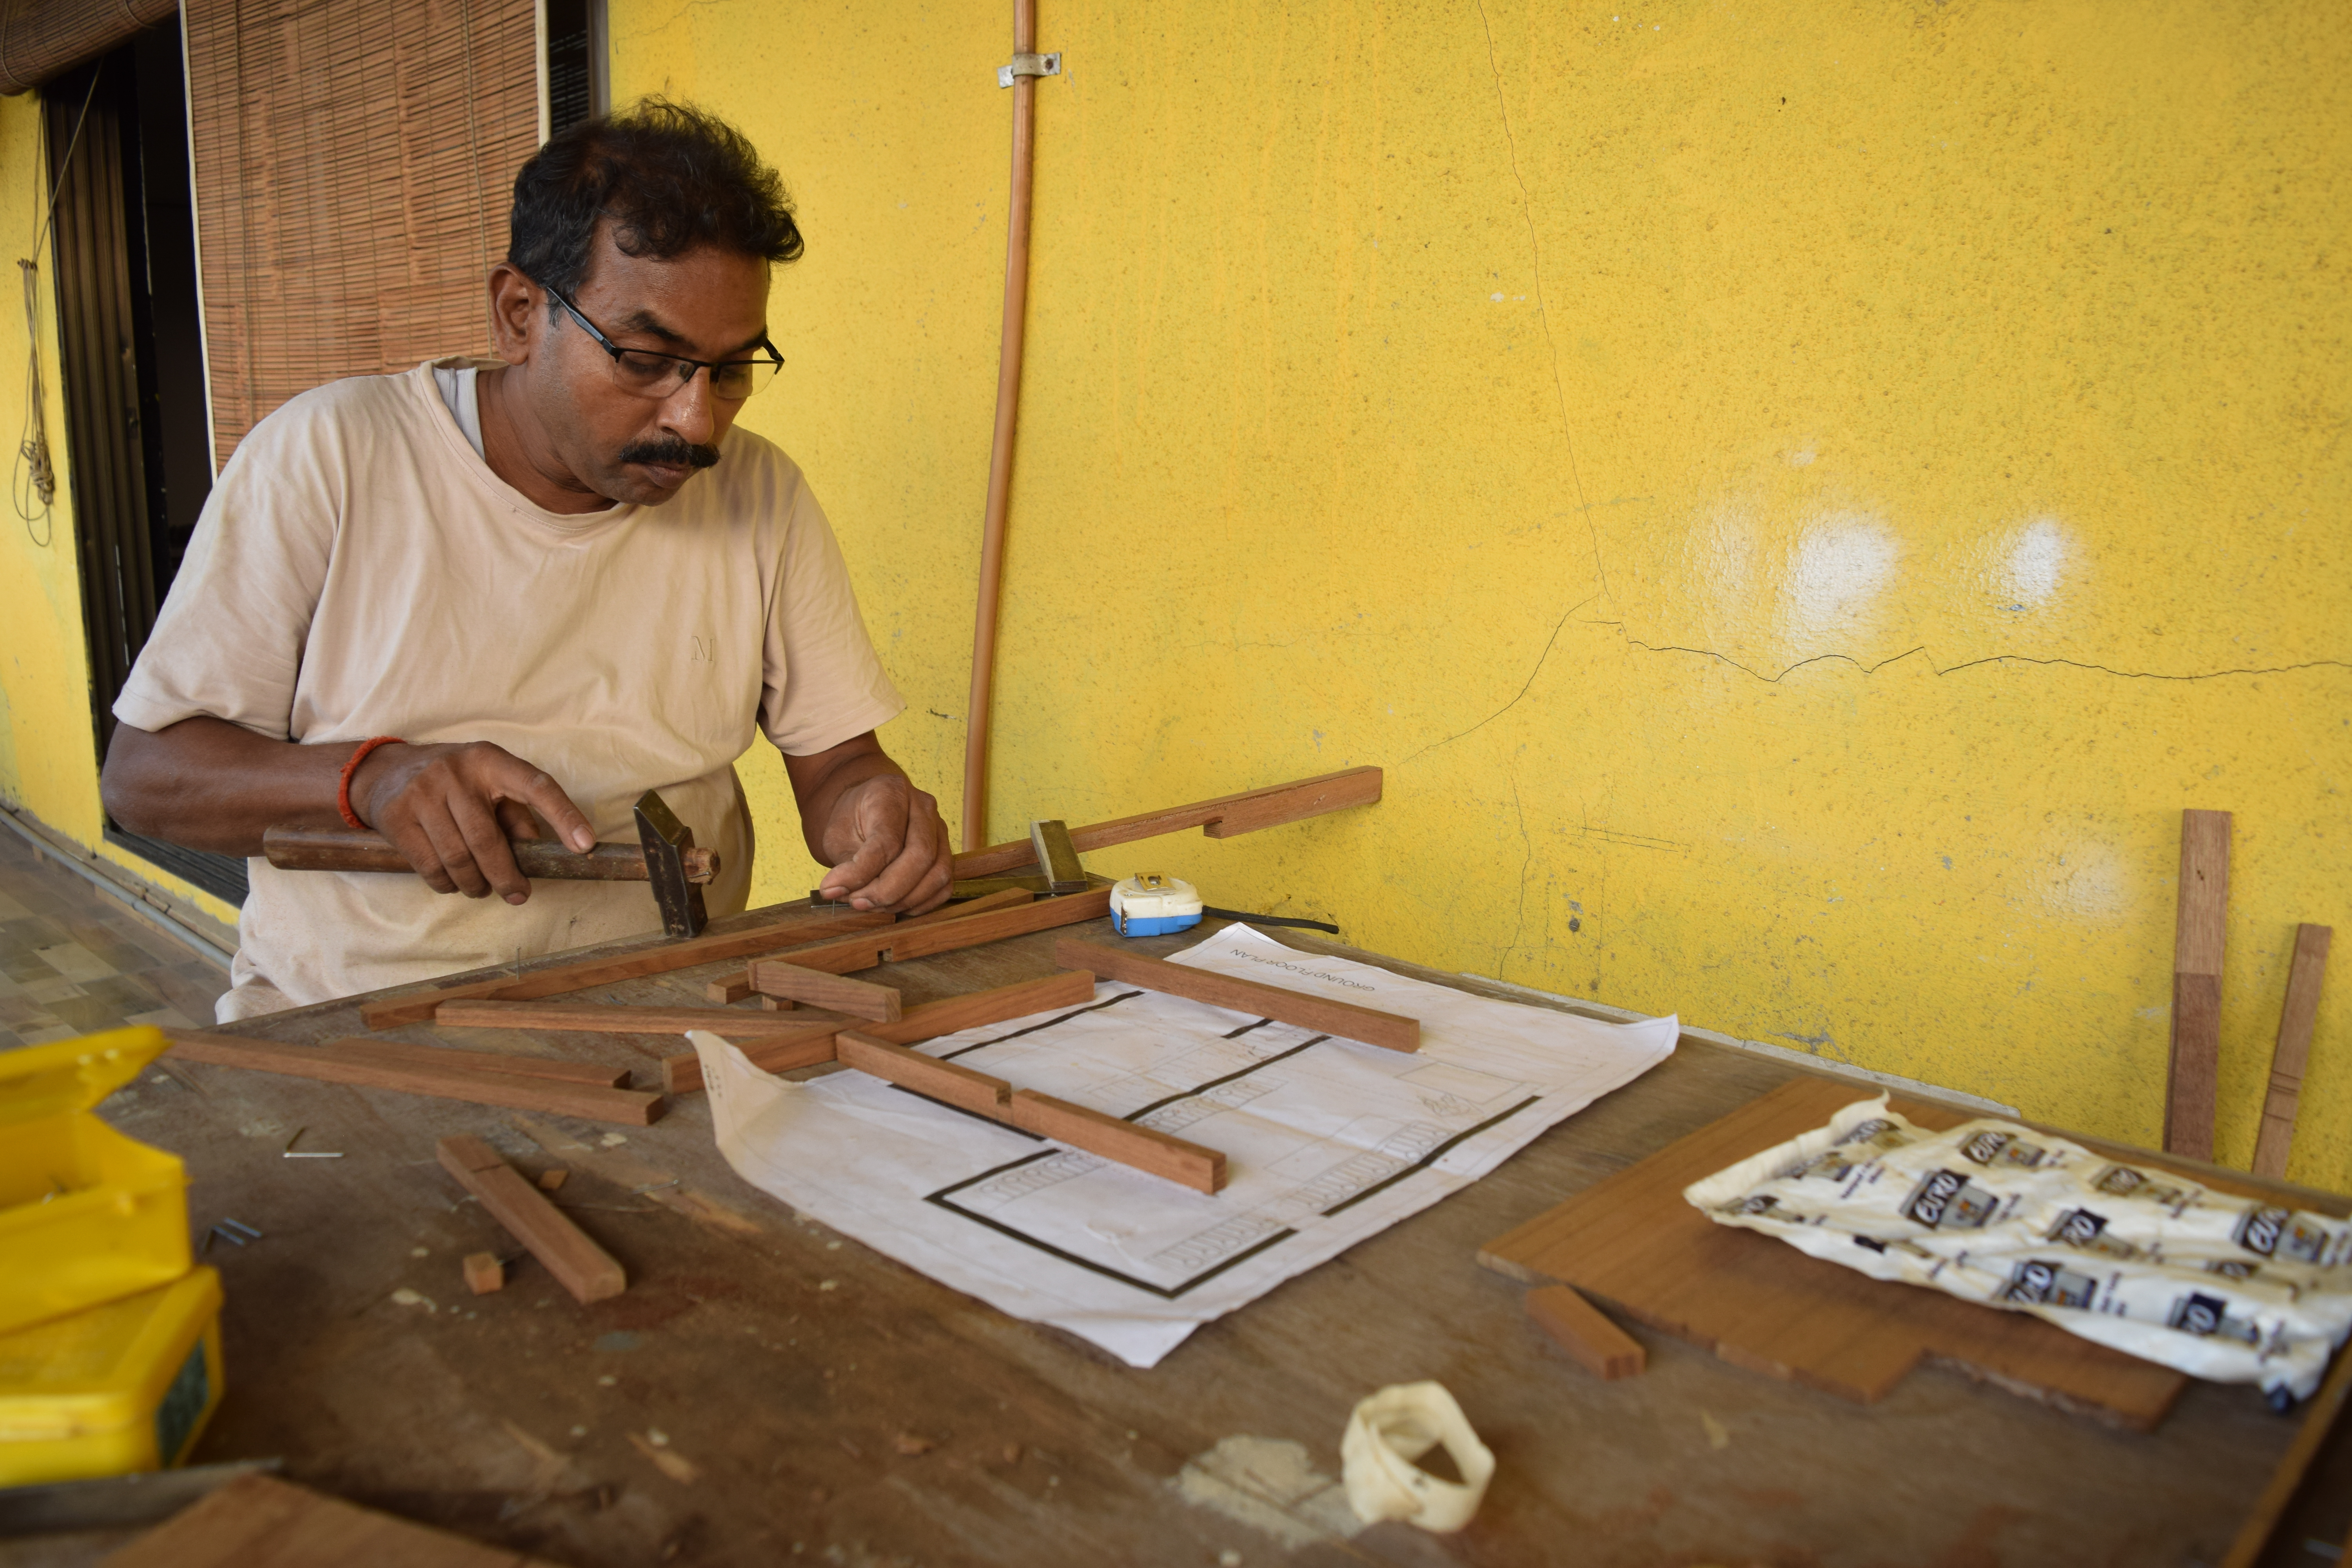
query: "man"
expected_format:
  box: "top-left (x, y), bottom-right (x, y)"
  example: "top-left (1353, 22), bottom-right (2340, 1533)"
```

top-left (102, 100), bottom-right (952, 1022)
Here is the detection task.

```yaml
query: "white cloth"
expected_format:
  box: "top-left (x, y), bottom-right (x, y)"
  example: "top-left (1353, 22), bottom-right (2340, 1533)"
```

top-left (115, 359), bottom-right (903, 1016)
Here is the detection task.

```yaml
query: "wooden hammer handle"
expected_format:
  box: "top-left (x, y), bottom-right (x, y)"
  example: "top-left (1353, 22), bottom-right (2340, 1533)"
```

top-left (262, 825), bottom-right (717, 883)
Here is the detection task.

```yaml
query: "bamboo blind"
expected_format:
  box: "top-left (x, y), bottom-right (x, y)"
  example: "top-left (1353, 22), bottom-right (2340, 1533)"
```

top-left (185, 0), bottom-right (539, 468)
top-left (0, 0), bottom-right (178, 94)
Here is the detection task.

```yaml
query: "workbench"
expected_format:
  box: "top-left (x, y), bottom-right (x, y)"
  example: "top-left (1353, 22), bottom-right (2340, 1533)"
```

top-left (42, 904), bottom-right (2352, 1564)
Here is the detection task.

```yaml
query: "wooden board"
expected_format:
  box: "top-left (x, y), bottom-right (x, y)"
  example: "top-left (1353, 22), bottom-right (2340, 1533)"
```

top-left (2169, 808), bottom-right (2231, 1160)
top-left (836, 1030), bottom-right (1012, 1117)
top-left (98, 1471), bottom-right (555, 1567)
top-left (1009, 1090), bottom-right (1227, 1193)
top-left (2253, 923), bottom-right (2333, 1181)
top-left (1479, 1074), bottom-right (2192, 1430)
top-left (359, 907), bottom-right (895, 1027)
top-left (434, 999), bottom-right (826, 1036)
top-left (1054, 935), bottom-right (1419, 1052)
top-left (437, 1134), bottom-right (626, 1304)
top-left (164, 1031), bottom-right (664, 1125)
top-left (951, 767), bottom-right (1383, 877)
top-left (753, 965), bottom-right (902, 1021)
top-left (662, 969), bottom-right (1100, 1093)
top-left (263, 1035), bottom-right (631, 1089)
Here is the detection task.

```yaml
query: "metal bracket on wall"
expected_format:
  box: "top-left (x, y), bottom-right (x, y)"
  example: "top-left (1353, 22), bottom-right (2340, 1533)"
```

top-left (997, 51), bottom-right (1060, 87)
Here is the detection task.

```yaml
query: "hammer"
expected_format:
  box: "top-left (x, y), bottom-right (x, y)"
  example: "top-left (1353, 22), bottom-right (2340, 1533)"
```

top-left (261, 789), bottom-right (713, 938)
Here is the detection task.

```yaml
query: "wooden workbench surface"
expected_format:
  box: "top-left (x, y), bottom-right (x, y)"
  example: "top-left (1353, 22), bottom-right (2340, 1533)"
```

top-left (69, 905), bottom-right (2345, 1564)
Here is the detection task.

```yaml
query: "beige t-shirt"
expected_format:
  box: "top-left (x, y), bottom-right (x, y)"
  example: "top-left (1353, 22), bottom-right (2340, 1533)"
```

top-left (115, 360), bottom-right (904, 1019)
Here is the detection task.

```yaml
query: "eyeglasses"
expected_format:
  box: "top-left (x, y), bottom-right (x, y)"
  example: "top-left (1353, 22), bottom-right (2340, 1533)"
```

top-left (541, 282), bottom-right (783, 401)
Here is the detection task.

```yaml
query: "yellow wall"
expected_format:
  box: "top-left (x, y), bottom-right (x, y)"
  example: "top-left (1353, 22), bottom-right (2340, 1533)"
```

top-left (0, 91), bottom-right (240, 927)
top-left (615, 0), bottom-right (2351, 1188)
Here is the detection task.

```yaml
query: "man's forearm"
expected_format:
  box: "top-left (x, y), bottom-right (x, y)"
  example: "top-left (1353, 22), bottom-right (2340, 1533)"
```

top-left (102, 717), bottom-right (354, 856)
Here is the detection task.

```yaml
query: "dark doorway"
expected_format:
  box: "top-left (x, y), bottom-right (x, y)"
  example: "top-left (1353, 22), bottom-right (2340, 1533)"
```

top-left (45, 21), bottom-right (248, 906)
top-left (544, 0), bottom-right (605, 138)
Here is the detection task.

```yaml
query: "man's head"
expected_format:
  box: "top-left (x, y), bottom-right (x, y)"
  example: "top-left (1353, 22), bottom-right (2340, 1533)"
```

top-left (489, 99), bottom-right (804, 508)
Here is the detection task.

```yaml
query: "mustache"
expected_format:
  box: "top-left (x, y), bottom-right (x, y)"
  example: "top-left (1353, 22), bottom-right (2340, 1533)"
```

top-left (618, 437), bottom-right (721, 471)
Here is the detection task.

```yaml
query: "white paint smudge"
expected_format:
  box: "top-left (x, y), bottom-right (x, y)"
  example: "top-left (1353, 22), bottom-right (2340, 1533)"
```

top-left (2002, 516), bottom-right (2069, 608)
top-left (1172, 1435), bottom-right (1363, 1550)
top-left (1787, 511), bottom-right (1898, 633)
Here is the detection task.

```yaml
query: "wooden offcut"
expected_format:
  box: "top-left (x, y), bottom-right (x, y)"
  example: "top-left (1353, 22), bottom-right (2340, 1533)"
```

top-left (437, 1135), bottom-right (626, 1305)
top-left (663, 970), bottom-right (1100, 1093)
top-left (359, 907), bottom-right (895, 1027)
top-left (951, 767), bottom-right (1383, 877)
top-left (754, 966), bottom-right (902, 1022)
top-left (462, 1252), bottom-right (503, 1295)
top-left (836, 1030), bottom-right (1012, 1118)
top-left (2167, 809), bottom-right (2232, 1160)
top-left (1479, 1076), bottom-right (2191, 1430)
top-left (164, 1031), bottom-right (664, 1126)
top-left (2252, 923), bottom-right (2332, 1181)
top-left (1009, 1091), bottom-right (1227, 1194)
top-left (434, 1000), bottom-right (824, 1036)
top-left (1524, 1285), bottom-right (1645, 1380)
top-left (97, 1470), bottom-right (559, 1567)
top-left (1054, 936), bottom-right (1419, 1053)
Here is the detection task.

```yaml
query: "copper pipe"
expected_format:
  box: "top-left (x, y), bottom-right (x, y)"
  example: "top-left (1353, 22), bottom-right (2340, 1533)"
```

top-left (961, 0), bottom-right (1038, 851)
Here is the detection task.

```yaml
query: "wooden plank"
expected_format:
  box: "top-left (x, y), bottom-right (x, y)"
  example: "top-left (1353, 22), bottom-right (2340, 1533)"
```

top-left (1053, 935), bottom-right (1419, 1053)
top-left (1525, 1284), bottom-right (1646, 1380)
top-left (163, 1031), bottom-right (664, 1126)
top-left (2252, 924), bottom-right (2332, 1181)
top-left (358, 907), bottom-right (896, 1027)
top-left (437, 1135), bottom-right (626, 1305)
top-left (953, 767), bottom-right (1383, 876)
top-left (1480, 1076), bottom-right (2190, 1429)
top-left (434, 1000), bottom-right (826, 1036)
top-left (753, 965), bottom-right (902, 1022)
top-left (664, 970), bottom-right (1100, 1093)
top-left (2168, 809), bottom-right (2232, 1160)
top-left (325, 1038), bottom-right (630, 1089)
top-left (97, 1471), bottom-right (548, 1567)
top-left (703, 888), bottom-right (1035, 1004)
top-left (885, 886), bottom-right (1113, 960)
top-left (1008, 1090), bottom-right (1227, 1194)
top-left (837, 1030), bottom-right (1012, 1117)
top-left (2219, 1336), bottom-right (2352, 1568)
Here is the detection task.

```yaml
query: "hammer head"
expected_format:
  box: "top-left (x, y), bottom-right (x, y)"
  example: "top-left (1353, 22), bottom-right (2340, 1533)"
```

top-left (633, 789), bottom-right (709, 940)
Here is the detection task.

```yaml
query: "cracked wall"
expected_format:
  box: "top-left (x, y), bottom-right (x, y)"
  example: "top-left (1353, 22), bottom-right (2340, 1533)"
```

top-left (624, 0), bottom-right (2349, 1185)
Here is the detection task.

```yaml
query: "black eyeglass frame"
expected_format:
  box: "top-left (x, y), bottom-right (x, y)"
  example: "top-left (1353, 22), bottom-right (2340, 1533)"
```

top-left (539, 281), bottom-right (784, 400)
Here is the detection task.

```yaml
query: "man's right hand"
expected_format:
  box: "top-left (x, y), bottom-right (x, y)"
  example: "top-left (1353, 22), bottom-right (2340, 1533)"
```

top-left (348, 741), bottom-right (597, 904)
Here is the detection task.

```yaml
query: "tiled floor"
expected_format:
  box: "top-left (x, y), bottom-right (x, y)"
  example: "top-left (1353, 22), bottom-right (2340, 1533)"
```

top-left (0, 825), bottom-right (230, 1047)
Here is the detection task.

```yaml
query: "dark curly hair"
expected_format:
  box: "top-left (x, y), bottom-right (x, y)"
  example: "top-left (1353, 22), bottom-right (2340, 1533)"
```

top-left (506, 97), bottom-right (804, 302)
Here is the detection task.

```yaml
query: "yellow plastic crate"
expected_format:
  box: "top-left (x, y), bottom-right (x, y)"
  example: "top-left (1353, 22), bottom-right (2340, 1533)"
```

top-left (0, 1027), bottom-right (191, 1336)
top-left (0, 1265), bottom-right (225, 1486)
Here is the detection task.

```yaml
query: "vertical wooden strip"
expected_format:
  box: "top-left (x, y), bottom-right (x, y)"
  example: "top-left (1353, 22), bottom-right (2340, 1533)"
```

top-left (2166, 809), bottom-right (2230, 1160)
top-left (2251, 924), bottom-right (2332, 1181)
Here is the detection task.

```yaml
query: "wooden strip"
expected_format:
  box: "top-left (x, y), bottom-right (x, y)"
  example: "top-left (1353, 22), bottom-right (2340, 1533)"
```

top-left (885, 886), bottom-right (1114, 960)
top-left (664, 970), bottom-right (1100, 1093)
top-left (1525, 1284), bottom-right (1646, 1380)
top-left (164, 1031), bottom-right (664, 1125)
top-left (837, 1030), bottom-right (1012, 1117)
top-left (358, 907), bottom-right (896, 1027)
top-left (2167, 809), bottom-right (2231, 1159)
top-left (953, 767), bottom-right (1383, 876)
top-left (437, 1135), bottom-right (626, 1304)
top-left (691, 892), bottom-right (1042, 1007)
top-left (1054, 936), bottom-right (1419, 1053)
top-left (754, 966), bottom-right (901, 1022)
top-left (2219, 1337), bottom-right (2352, 1568)
top-left (1008, 1090), bottom-right (1227, 1193)
top-left (2252, 924), bottom-right (2332, 1180)
top-left (325, 1038), bottom-right (630, 1089)
top-left (434, 1000), bottom-right (826, 1036)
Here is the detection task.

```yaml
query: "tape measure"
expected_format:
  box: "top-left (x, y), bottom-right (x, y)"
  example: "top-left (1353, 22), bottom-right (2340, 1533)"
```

top-left (1109, 873), bottom-right (1203, 937)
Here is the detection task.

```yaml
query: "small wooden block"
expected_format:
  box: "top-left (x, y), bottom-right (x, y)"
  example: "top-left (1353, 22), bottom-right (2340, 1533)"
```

top-left (437, 1135), bottom-right (625, 1305)
top-left (462, 1252), bottom-right (504, 1295)
top-left (537, 1168), bottom-right (568, 1192)
top-left (1009, 1090), bottom-right (1227, 1193)
top-left (753, 964), bottom-right (902, 1022)
top-left (759, 994), bottom-right (794, 1010)
top-left (1525, 1284), bottom-right (1645, 1379)
top-left (704, 975), bottom-right (755, 1004)
top-left (837, 1031), bottom-right (1012, 1118)
top-left (1054, 936), bottom-right (1419, 1053)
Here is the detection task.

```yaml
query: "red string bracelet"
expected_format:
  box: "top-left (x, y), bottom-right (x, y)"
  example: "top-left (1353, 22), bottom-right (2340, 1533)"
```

top-left (337, 736), bottom-right (405, 829)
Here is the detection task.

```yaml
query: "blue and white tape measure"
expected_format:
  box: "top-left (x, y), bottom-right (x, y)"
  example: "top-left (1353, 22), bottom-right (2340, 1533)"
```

top-left (1109, 873), bottom-right (1203, 937)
